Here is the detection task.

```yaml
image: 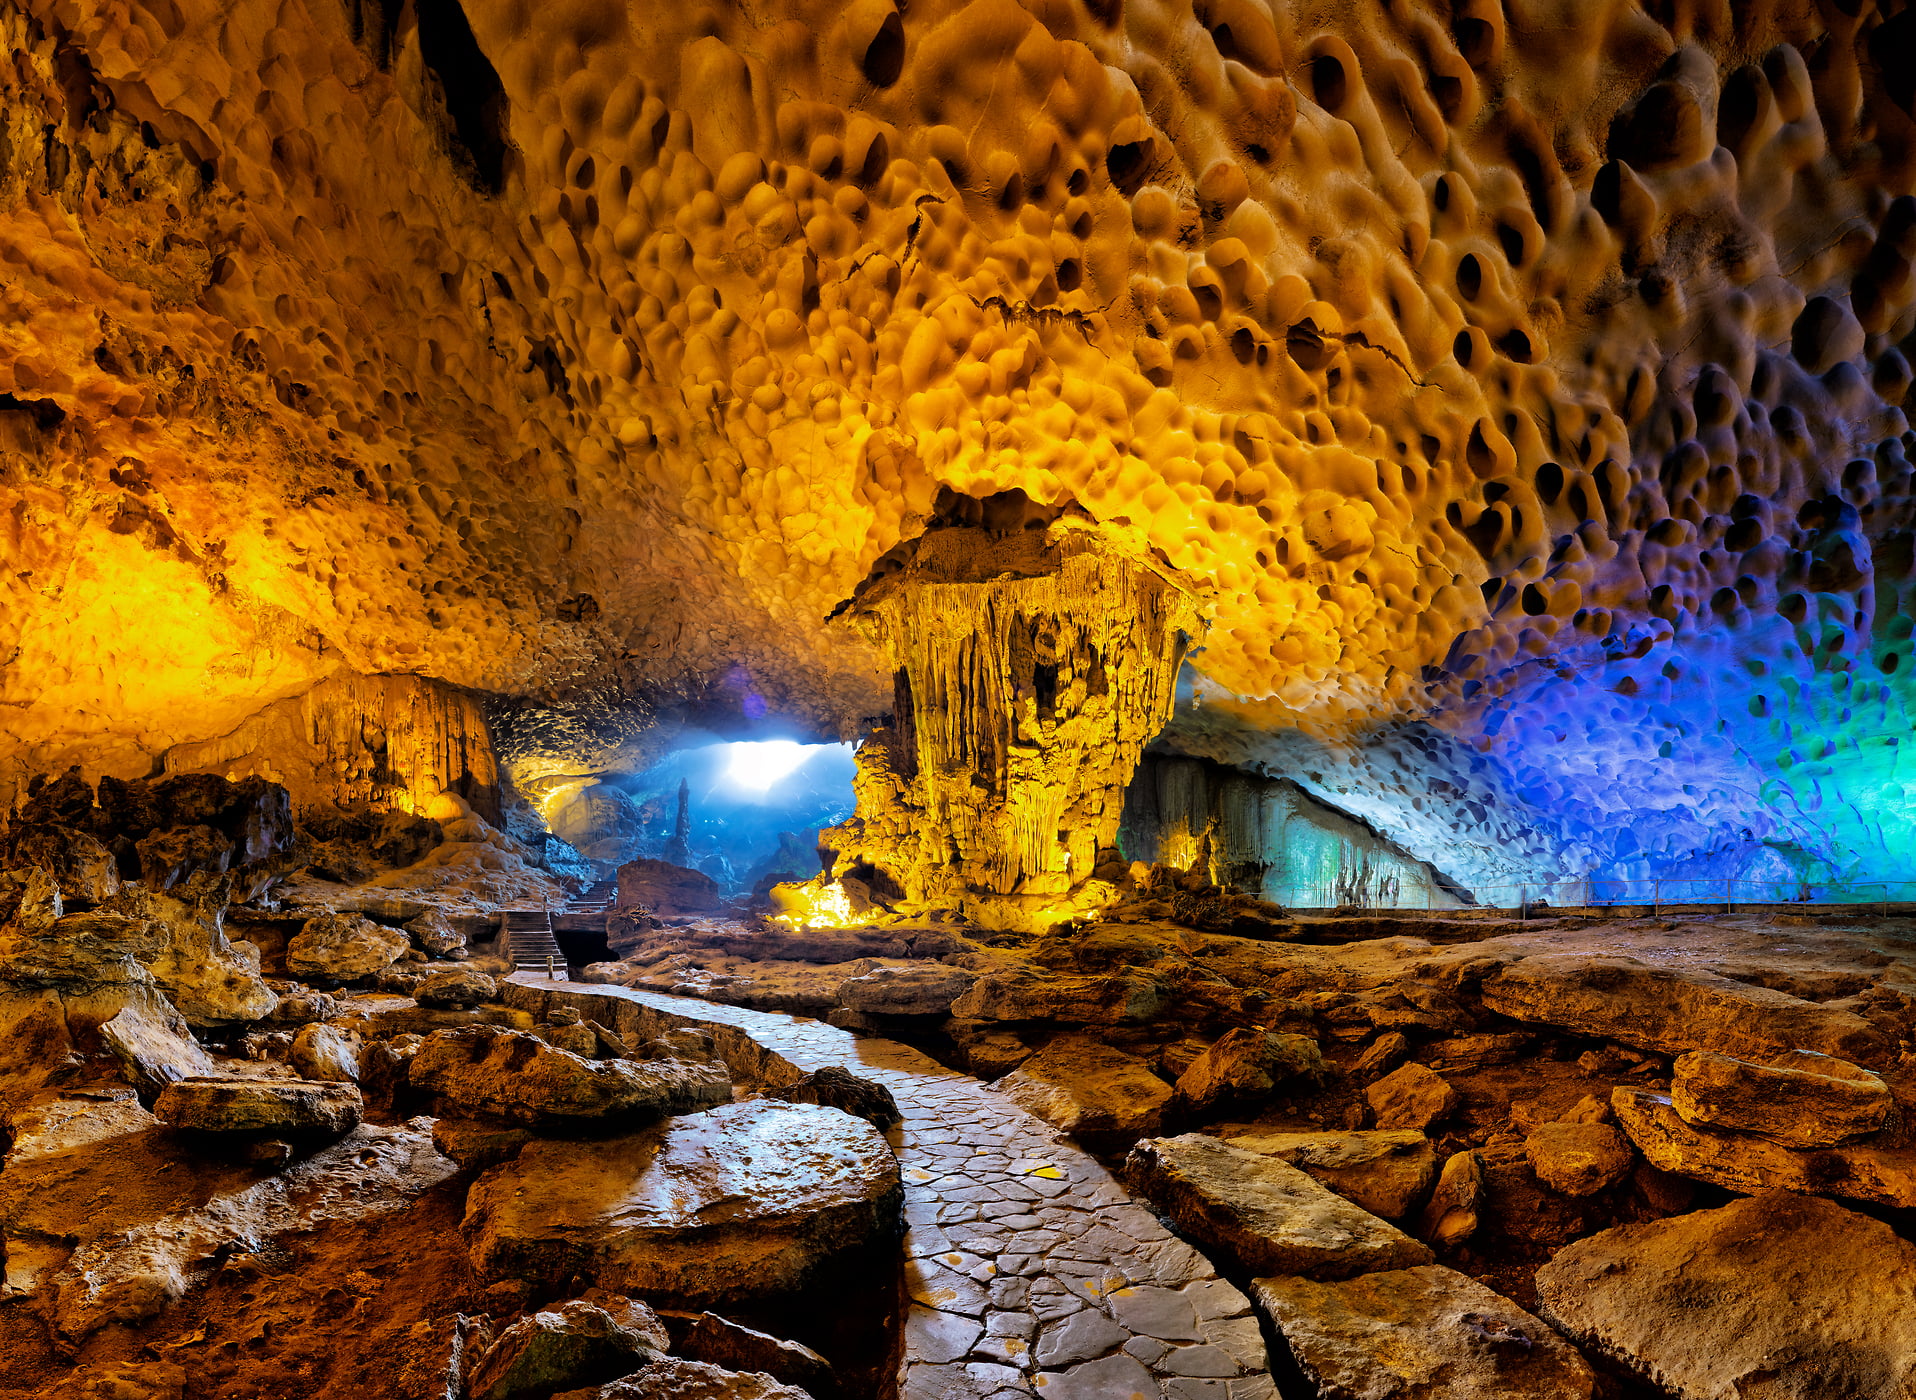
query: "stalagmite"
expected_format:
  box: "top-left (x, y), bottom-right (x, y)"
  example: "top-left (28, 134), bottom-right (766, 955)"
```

top-left (817, 497), bottom-right (1199, 927)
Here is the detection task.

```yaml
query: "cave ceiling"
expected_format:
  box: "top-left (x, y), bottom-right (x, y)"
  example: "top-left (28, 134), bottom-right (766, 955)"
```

top-left (1, 0), bottom-right (1913, 886)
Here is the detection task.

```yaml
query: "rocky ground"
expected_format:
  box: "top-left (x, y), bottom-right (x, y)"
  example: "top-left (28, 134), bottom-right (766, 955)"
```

top-left (3, 771), bottom-right (1916, 1398)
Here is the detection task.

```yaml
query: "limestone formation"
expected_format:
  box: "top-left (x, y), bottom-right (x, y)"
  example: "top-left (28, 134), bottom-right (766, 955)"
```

top-left (1254, 1265), bottom-right (1599, 1400)
top-left (1612, 1087), bottom-right (1916, 1209)
top-left (1523, 1122), bottom-right (1635, 1198)
top-left (1536, 1193), bottom-right (1916, 1400)
top-left (153, 1076), bottom-right (364, 1139)
top-left (285, 912), bottom-right (413, 983)
top-left (1227, 1130), bottom-right (1437, 1220)
top-left (1364, 1063), bottom-right (1459, 1132)
top-left (991, 1035), bottom-right (1173, 1137)
top-left (1126, 1133), bottom-right (1434, 1281)
top-left (1669, 1048), bottom-right (1894, 1148)
top-left (465, 1299), bottom-right (664, 1400)
top-left (1174, 1026), bottom-right (1325, 1112)
top-left (463, 1101), bottom-right (902, 1304)
top-left (409, 1025), bottom-right (730, 1127)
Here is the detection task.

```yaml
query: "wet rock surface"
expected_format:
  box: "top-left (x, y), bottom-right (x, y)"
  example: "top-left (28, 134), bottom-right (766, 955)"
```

top-left (463, 1100), bottom-right (903, 1306)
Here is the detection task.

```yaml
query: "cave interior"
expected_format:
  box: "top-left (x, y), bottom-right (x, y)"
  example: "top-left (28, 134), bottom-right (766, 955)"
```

top-left (3, 0), bottom-right (1916, 1397)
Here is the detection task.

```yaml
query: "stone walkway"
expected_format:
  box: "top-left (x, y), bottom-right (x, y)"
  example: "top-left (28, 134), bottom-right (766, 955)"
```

top-left (503, 976), bottom-right (1277, 1400)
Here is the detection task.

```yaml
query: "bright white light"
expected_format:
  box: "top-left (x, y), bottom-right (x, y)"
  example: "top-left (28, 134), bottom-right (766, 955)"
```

top-left (722, 740), bottom-right (811, 791)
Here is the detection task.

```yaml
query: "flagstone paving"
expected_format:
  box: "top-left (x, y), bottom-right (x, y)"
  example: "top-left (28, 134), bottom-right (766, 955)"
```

top-left (504, 975), bottom-right (1278, 1400)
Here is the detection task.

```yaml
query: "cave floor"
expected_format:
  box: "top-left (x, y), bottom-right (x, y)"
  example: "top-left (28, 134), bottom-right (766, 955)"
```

top-left (507, 977), bottom-right (1278, 1400)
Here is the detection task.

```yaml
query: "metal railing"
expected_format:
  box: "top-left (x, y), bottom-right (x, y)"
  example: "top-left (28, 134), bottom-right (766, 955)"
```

top-left (1260, 877), bottom-right (1916, 917)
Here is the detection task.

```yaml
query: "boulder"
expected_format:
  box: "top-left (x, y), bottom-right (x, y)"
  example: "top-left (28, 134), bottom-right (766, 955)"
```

top-left (93, 996), bottom-right (217, 1094)
top-left (766, 1064), bottom-right (901, 1128)
top-left (1481, 953), bottom-right (1886, 1066)
top-left (614, 858), bottom-right (723, 916)
top-left (102, 876), bottom-right (279, 1027)
top-left (415, 966), bottom-right (498, 1009)
top-left (153, 1076), bottom-right (363, 1139)
top-left (949, 967), bottom-right (1165, 1024)
top-left (1365, 1063), bottom-right (1459, 1131)
top-left (1126, 1134), bottom-right (1433, 1281)
top-left (1536, 1192), bottom-right (1916, 1399)
top-left (1175, 1027), bottom-right (1326, 1112)
top-left (1227, 1130), bottom-right (1437, 1219)
top-left (432, 1117), bottom-right (536, 1169)
top-left (135, 824), bottom-right (235, 891)
top-left (1524, 1122), bottom-right (1634, 1197)
top-left (1253, 1265), bottom-right (1598, 1399)
top-left (1670, 1049), bottom-right (1892, 1148)
top-left (837, 964), bottom-right (976, 1016)
top-left (464, 1100), bottom-right (901, 1305)
top-left (1611, 1087), bottom-right (1916, 1208)
top-left (410, 1026), bottom-right (730, 1127)
top-left (406, 908), bottom-right (469, 958)
top-left (289, 1022), bottom-right (363, 1082)
top-left (286, 911), bottom-right (411, 981)
top-left (1416, 1150), bottom-right (1483, 1248)
top-left (1352, 1031), bottom-right (1410, 1080)
top-left (466, 1298), bottom-right (664, 1400)
top-left (269, 990), bottom-right (338, 1025)
top-left (677, 1313), bottom-right (835, 1397)
top-left (554, 1358), bottom-right (815, 1399)
top-left (992, 1036), bottom-right (1173, 1137)
top-left (9, 824), bottom-right (120, 904)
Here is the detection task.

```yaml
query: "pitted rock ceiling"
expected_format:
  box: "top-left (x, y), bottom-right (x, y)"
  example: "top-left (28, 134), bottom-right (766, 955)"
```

top-left (1, 0), bottom-right (1914, 888)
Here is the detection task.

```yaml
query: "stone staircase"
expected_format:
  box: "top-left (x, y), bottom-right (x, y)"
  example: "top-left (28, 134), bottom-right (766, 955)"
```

top-left (553, 878), bottom-right (617, 935)
top-left (500, 907), bottom-right (567, 976)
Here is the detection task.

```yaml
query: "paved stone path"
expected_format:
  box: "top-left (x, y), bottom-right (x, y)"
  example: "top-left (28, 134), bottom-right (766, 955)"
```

top-left (504, 976), bottom-right (1277, 1400)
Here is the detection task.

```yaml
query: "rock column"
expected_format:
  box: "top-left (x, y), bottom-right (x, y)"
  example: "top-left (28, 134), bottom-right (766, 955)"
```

top-left (822, 517), bottom-right (1201, 929)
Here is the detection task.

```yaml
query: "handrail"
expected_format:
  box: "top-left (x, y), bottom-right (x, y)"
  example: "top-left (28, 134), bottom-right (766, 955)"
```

top-left (1253, 875), bottom-right (1910, 918)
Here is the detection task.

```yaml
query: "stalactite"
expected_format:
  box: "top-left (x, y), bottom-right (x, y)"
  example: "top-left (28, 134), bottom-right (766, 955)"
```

top-left (821, 516), bottom-right (1201, 928)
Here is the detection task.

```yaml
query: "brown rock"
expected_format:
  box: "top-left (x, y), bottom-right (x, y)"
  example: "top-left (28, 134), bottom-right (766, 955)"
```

top-left (837, 964), bottom-right (976, 1016)
top-left (153, 1075), bottom-right (363, 1139)
top-left (410, 1026), bottom-right (730, 1127)
top-left (1126, 1133), bottom-right (1433, 1280)
top-left (289, 1021), bottom-right (362, 1082)
top-left (1364, 1063), bottom-right (1459, 1131)
top-left (286, 911), bottom-right (411, 982)
top-left (466, 1298), bottom-right (664, 1400)
top-left (765, 1064), bottom-right (901, 1128)
top-left (1536, 1192), bottom-right (1916, 1399)
top-left (614, 858), bottom-right (723, 917)
top-left (415, 966), bottom-right (498, 1009)
top-left (1174, 1027), bottom-right (1326, 1113)
top-left (678, 1313), bottom-right (835, 1397)
top-left (1611, 1087), bottom-right (1916, 1208)
top-left (9, 824), bottom-right (120, 904)
top-left (464, 1101), bottom-right (901, 1306)
top-left (1523, 1121), bottom-right (1634, 1197)
top-left (1481, 953), bottom-right (1886, 1066)
top-left (1254, 1265), bottom-right (1598, 1399)
top-left (1670, 1049), bottom-right (1892, 1148)
top-left (556, 1358), bottom-right (816, 1399)
top-left (1227, 1130), bottom-right (1437, 1219)
top-left (432, 1117), bottom-right (535, 1169)
top-left (992, 1036), bottom-right (1172, 1136)
top-left (1417, 1150), bottom-right (1483, 1248)
top-left (1352, 1031), bottom-right (1410, 1080)
top-left (949, 966), bottom-right (1165, 1024)
top-left (406, 908), bottom-right (469, 958)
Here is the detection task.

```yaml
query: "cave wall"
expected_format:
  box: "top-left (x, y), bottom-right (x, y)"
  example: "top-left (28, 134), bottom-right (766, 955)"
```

top-left (161, 672), bottom-right (501, 821)
top-left (1119, 750), bottom-right (1463, 906)
top-left (0, 0), bottom-right (1912, 882)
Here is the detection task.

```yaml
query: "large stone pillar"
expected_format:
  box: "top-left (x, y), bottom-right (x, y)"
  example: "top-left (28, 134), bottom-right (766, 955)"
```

top-left (818, 515), bottom-right (1201, 929)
